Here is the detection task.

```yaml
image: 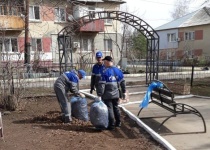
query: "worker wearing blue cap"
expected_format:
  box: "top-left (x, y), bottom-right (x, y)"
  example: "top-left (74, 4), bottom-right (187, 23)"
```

top-left (54, 69), bottom-right (86, 123)
top-left (90, 51), bottom-right (105, 94)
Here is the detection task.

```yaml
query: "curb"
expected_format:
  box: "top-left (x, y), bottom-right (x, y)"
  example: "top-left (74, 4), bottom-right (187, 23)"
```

top-left (119, 106), bottom-right (176, 150)
top-left (129, 91), bottom-right (146, 95)
top-left (174, 94), bottom-right (210, 100)
top-left (194, 95), bottom-right (210, 99)
top-left (80, 90), bottom-right (176, 150)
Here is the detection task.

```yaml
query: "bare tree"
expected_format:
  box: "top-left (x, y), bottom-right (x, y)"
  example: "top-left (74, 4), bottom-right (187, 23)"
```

top-left (171, 0), bottom-right (192, 19)
top-left (201, 0), bottom-right (210, 7)
top-left (171, 0), bottom-right (208, 19)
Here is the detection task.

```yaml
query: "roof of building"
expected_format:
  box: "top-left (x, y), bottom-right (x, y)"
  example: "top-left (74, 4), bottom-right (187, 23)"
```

top-left (155, 6), bottom-right (210, 31)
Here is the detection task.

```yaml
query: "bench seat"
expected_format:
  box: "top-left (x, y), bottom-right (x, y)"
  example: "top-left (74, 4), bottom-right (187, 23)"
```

top-left (137, 80), bottom-right (207, 134)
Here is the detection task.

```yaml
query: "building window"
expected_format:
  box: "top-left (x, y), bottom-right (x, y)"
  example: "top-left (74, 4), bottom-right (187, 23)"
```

top-left (0, 5), bottom-right (7, 15)
top-left (81, 38), bottom-right (92, 51)
top-left (166, 51), bottom-right (171, 60)
top-left (167, 33), bottom-right (176, 42)
top-left (55, 7), bottom-right (66, 22)
top-left (166, 51), bottom-right (175, 60)
top-left (184, 50), bottom-right (192, 57)
top-left (104, 13), bottom-right (112, 24)
top-left (88, 7), bottom-right (96, 18)
top-left (104, 39), bottom-right (112, 51)
top-left (0, 38), bottom-right (18, 52)
top-left (185, 31), bottom-right (194, 40)
top-left (31, 38), bottom-right (42, 51)
top-left (82, 39), bottom-right (88, 51)
top-left (29, 6), bottom-right (40, 20)
top-left (11, 39), bottom-right (18, 52)
top-left (205, 56), bottom-right (210, 60)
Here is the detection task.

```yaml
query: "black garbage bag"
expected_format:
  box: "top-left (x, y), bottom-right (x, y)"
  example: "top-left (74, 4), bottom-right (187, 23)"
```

top-left (90, 100), bottom-right (109, 129)
top-left (70, 96), bottom-right (89, 121)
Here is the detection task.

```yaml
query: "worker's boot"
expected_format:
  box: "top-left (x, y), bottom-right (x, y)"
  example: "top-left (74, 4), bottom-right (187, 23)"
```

top-left (62, 115), bottom-right (72, 123)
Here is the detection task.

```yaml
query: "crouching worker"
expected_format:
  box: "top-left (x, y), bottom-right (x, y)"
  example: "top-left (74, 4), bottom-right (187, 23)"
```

top-left (54, 69), bottom-right (86, 123)
top-left (97, 56), bottom-right (126, 130)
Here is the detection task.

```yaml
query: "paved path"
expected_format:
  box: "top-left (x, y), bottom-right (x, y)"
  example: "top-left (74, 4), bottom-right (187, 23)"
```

top-left (81, 76), bottom-right (210, 149)
top-left (68, 73), bottom-right (210, 150)
top-left (124, 93), bottom-right (210, 150)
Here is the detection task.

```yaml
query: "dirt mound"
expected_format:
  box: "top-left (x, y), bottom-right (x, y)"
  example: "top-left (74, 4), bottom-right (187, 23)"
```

top-left (0, 97), bottom-right (165, 150)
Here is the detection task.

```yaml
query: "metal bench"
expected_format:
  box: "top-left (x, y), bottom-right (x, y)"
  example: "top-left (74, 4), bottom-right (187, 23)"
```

top-left (0, 112), bottom-right (3, 138)
top-left (137, 80), bottom-right (207, 134)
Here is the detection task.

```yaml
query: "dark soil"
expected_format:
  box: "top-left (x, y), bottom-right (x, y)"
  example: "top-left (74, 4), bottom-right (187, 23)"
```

top-left (0, 97), bottom-right (165, 150)
top-left (190, 77), bottom-right (210, 97)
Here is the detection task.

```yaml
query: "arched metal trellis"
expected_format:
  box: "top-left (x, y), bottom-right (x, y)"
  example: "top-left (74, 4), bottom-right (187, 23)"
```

top-left (58, 11), bottom-right (159, 84)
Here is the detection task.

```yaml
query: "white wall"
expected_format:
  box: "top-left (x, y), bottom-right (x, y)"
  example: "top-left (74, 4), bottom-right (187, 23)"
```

top-left (157, 29), bottom-right (179, 50)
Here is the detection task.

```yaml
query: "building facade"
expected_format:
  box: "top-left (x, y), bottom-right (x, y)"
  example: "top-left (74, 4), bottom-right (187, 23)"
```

top-left (0, 0), bottom-right (125, 67)
top-left (156, 6), bottom-right (210, 61)
top-left (68, 0), bottom-right (125, 65)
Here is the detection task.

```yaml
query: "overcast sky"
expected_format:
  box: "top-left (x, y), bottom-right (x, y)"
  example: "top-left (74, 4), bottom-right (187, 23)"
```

top-left (122, 0), bottom-right (205, 28)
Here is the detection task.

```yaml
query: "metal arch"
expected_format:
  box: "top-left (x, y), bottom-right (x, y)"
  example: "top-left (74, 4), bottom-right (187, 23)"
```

top-left (58, 11), bottom-right (159, 83)
top-left (76, 11), bottom-right (159, 39)
top-left (57, 25), bottom-right (77, 74)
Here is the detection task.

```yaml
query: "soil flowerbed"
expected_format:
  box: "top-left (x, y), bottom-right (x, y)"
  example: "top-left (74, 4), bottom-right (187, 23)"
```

top-left (0, 97), bottom-right (165, 150)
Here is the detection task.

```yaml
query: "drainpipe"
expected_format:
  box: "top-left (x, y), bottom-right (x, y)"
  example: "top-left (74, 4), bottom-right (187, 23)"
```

top-left (24, 0), bottom-right (30, 66)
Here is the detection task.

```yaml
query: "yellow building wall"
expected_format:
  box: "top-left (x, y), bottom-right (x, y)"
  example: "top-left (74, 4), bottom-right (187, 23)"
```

top-left (178, 24), bottom-right (210, 58)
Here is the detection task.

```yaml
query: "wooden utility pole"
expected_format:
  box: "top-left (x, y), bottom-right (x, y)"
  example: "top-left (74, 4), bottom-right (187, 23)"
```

top-left (24, 0), bottom-right (30, 64)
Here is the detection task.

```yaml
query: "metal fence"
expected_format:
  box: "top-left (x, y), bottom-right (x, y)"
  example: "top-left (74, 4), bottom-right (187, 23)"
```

top-left (0, 62), bottom-right (94, 99)
top-left (0, 61), bottom-right (210, 98)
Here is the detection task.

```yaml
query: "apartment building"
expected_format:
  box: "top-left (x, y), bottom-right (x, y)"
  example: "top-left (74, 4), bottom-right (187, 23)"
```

top-left (0, 0), bottom-right (125, 66)
top-left (71, 0), bottom-right (125, 64)
top-left (156, 5), bottom-right (210, 61)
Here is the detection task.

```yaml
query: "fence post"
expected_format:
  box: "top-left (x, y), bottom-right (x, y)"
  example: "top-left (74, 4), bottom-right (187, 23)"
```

top-left (191, 64), bottom-right (194, 87)
top-left (0, 112), bottom-right (3, 138)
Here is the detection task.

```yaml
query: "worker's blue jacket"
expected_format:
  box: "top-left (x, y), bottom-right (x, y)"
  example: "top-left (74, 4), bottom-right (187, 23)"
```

top-left (63, 70), bottom-right (79, 93)
top-left (90, 63), bottom-right (105, 90)
top-left (97, 66), bottom-right (126, 100)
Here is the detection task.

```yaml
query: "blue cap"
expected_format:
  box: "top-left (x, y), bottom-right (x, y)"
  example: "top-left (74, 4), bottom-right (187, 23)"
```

top-left (78, 69), bottom-right (86, 79)
top-left (96, 51), bottom-right (103, 58)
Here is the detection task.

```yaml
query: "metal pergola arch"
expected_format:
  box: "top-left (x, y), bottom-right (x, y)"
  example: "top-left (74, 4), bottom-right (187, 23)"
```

top-left (58, 11), bottom-right (159, 84)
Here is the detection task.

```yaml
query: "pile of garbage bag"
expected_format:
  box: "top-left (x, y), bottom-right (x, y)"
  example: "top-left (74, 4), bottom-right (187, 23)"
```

top-left (70, 96), bottom-right (89, 121)
top-left (90, 100), bottom-right (109, 129)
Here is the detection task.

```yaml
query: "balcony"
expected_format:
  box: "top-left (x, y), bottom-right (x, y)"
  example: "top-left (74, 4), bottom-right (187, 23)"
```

top-left (79, 20), bottom-right (104, 32)
top-left (0, 5), bottom-right (25, 30)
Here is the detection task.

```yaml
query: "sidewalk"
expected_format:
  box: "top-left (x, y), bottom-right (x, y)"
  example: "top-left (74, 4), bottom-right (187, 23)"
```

top-left (82, 76), bottom-right (210, 150)
top-left (124, 93), bottom-right (210, 150)
top-left (79, 76), bottom-right (146, 87)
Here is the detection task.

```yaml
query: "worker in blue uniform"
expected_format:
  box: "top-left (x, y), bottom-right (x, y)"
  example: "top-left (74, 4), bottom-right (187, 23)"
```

top-left (90, 51), bottom-right (105, 94)
top-left (54, 69), bottom-right (86, 123)
top-left (97, 56), bottom-right (126, 130)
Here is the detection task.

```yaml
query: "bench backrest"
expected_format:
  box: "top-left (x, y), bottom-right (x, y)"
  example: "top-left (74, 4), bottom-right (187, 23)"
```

top-left (151, 87), bottom-right (175, 105)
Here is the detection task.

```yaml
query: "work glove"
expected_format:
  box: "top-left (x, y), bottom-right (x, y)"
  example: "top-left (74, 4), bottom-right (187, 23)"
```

top-left (90, 88), bottom-right (95, 94)
top-left (122, 93), bottom-right (126, 100)
top-left (76, 92), bottom-right (86, 98)
top-left (95, 96), bottom-right (101, 101)
top-left (80, 93), bottom-right (86, 98)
